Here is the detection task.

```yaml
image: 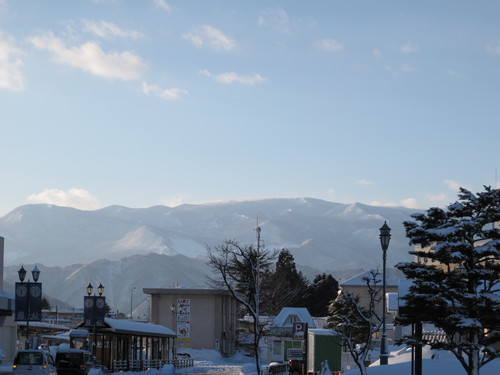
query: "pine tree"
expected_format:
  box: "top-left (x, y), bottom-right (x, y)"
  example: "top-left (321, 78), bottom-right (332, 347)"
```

top-left (260, 249), bottom-right (309, 315)
top-left (305, 273), bottom-right (339, 317)
top-left (397, 186), bottom-right (500, 375)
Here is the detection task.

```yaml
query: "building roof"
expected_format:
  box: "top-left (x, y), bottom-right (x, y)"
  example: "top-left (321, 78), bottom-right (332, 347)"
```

top-left (340, 269), bottom-right (399, 287)
top-left (272, 307), bottom-right (315, 328)
top-left (143, 287), bottom-right (234, 296)
top-left (102, 318), bottom-right (176, 337)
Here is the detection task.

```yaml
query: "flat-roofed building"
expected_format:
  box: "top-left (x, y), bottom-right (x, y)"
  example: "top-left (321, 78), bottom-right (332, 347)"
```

top-left (144, 288), bottom-right (238, 357)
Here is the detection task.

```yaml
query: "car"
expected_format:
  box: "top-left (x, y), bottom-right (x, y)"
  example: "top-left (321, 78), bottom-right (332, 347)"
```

top-left (13, 349), bottom-right (57, 375)
top-left (54, 349), bottom-right (93, 375)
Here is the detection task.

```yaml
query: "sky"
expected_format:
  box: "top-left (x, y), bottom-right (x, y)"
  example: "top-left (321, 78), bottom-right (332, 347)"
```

top-left (0, 0), bottom-right (499, 217)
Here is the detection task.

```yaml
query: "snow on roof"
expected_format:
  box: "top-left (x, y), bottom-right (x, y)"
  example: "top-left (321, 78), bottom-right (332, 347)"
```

top-left (0, 289), bottom-right (15, 299)
top-left (308, 328), bottom-right (340, 336)
top-left (103, 318), bottom-right (176, 337)
top-left (341, 269), bottom-right (399, 287)
top-left (272, 307), bottom-right (315, 328)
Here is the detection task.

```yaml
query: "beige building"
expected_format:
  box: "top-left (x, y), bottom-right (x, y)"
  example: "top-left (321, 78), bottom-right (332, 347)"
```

top-left (340, 269), bottom-right (399, 331)
top-left (144, 288), bottom-right (238, 357)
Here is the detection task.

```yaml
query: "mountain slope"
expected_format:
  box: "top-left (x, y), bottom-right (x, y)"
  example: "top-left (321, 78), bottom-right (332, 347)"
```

top-left (0, 198), bottom-right (418, 272)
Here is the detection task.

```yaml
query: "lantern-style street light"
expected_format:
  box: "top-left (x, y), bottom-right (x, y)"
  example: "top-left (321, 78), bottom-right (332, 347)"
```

top-left (379, 221), bottom-right (391, 365)
top-left (84, 282), bottom-right (106, 357)
top-left (15, 265), bottom-right (42, 348)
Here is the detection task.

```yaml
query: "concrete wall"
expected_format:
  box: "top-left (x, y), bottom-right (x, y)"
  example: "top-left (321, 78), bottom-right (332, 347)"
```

top-left (1, 236), bottom-right (18, 361)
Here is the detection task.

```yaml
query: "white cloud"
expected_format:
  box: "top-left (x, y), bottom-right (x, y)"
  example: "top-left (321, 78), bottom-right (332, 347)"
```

top-left (0, 33), bottom-right (26, 91)
top-left (83, 20), bottom-right (143, 39)
top-left (486, 43), bottom-right (500, 56)
top-left (258, 8), bottom-right (290, 33)
top-left (161, 194), bottom-right (191, 207)
top-left (314, 38), bottom-right (343, 53)
top-left (384, 64), bottom-right (415, 75)
top-left (27, 188), bottom-right (102, 211)
top-left (200, 70), bottom-right (267, 85)
top-left (182, 25), bottom-right (235, 51)
top-left (444, 179), bottom-right (462, 191)
top-left (356, 179), bottom-right (374, 185)
top-left (370, 198), bottom-right (420, 209)
top-left (426, 193), bottom-right (447, 202)
top-left (142, 82), bottom-right (188, 100)
top-left (30, 32), bottom-right (146, 80)
top-left (373, 49), bottom-right (383, 60)
top-left (400, 198), bottom-right (421, 209)
top-left (153, 0), bottom-right (171, 12)
top-left (400, 43), bottom-right (419, 53)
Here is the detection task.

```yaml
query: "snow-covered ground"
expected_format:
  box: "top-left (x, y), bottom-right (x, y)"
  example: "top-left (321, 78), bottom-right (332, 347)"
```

top-left (112, 346), bottom-right (499, 375)
top-left (3, 346), bottom-right (498, 375)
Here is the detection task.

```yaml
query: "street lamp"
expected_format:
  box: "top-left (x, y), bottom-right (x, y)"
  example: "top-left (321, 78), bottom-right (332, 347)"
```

top-left (15, 265), bottom-right (42, 349)
top-left (130, 287), bottom-right (136, 320)
top-left (84, 282), bottom-right (105, 357)
top-left (379, 221), bottom-right (391, 365)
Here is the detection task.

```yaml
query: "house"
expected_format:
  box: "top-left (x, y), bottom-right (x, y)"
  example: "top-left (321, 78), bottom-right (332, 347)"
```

top-left (144, 287), bottom-right (238, 357)
top-left (262, 307), bottom-right (316, 364)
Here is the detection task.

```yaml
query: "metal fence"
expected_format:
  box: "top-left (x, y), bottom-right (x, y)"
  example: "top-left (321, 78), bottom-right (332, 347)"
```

top-left (112, 358), bottom-right (194, 372)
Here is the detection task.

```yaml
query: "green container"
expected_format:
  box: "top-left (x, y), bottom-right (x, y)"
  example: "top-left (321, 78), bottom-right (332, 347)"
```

top-left (307, 329), bottom-right (342, 374)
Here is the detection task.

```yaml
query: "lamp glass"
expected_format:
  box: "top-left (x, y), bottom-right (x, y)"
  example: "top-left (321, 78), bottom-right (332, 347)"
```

top-left (87, 282), bottom-right (93, 296)
top-left (18, 265), bottom-right (27, 282)
top-left (31, 266), bottom-right (41, 282)
top-left (97, 283), bottom-right (104, 296)
top-left (379, 222), bottom-right (391, 250)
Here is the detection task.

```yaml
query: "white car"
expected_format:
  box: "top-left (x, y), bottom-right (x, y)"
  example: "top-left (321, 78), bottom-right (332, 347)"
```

top-left (13, 350), bottom-right (57, 375)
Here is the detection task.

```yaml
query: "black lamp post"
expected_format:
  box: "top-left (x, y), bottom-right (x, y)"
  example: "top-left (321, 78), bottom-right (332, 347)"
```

top-left (84, 282), bottom-right (105, 357)
top-left (15, 265), bottom-right (42, 349)
top-left (379, 221), bottom-right (391, 365)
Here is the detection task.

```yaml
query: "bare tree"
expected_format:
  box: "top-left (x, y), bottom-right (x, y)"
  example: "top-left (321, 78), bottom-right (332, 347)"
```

top-left (207, 238), bottom-right (277, 375)
top-left (327, 270), bottom-right (382, 375)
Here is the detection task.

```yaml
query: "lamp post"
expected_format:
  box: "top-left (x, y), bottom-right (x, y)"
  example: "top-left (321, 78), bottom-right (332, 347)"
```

top-left (84, 282), bottom-right (105, 357)
top-left (130, 287), bottom-right (136, 320)
top-left (15, 265), bottom-right (42, 349)
top-left (379, 221), bottom-right (391, 365)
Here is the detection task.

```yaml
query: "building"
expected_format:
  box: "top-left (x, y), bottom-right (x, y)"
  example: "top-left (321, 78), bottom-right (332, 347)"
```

top-left (0, 236), bottom-right (16, 361)
top-left (144, 287), bottom-right (238, 357)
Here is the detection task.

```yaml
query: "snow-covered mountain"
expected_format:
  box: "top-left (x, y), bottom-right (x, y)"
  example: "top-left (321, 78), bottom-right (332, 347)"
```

top-left (0, 198), bottom-right (421, 312)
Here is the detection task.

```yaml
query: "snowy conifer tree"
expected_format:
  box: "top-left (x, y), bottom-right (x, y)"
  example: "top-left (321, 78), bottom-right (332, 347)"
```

top-left (397, 186), bottom-right (500, 375)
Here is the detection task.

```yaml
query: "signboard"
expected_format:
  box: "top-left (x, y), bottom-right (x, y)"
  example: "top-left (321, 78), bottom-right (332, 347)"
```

top-left (83, 296), bottom-right (106, 327)
top-left (293, 322), bottom-right (305, 340)
top-left (15, 282), bottom-right (42, 321)
top-left (287, 348), bottom-right (304, 361)
top-left (176, 298), bottom-right (191, 347)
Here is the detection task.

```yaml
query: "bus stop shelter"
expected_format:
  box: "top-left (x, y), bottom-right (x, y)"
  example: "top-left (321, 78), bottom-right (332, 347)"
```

top-left (75, 318), bottom-right (177, 372)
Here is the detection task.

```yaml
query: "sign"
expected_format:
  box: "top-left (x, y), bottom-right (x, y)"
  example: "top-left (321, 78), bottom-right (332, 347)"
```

top-left (15, 282), bottom-right (42, 321)
top-left (293, 322), bottom-right (305, 339)
top-left (83, 296), bottom-right (106, 327)
top-left (176, 298), bottom-right (191, 347)
top-left (287, 348), bottom-right (304, 361)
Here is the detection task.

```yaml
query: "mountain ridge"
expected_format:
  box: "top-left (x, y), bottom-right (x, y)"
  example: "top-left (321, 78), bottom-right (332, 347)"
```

top-left (1, 197), bottom-right (420, 313)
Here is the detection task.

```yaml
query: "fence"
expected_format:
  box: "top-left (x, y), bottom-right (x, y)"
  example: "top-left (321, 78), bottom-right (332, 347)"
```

top-left (112, 358), bottom-right (194, 372)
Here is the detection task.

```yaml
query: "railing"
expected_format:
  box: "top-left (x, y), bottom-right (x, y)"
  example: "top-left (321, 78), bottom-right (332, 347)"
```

top-left (112, 358), bottom-right (194, 372)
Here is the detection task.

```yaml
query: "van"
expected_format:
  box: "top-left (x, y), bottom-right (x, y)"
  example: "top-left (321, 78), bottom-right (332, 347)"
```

top-left (13, 350), bottom-right (57, 375)
top-left (55, 349), bottom-right (92, 375)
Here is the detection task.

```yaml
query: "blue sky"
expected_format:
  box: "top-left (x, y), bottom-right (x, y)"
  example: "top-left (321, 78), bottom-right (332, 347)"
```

top-left (0, 0), bottom-right (499, 216)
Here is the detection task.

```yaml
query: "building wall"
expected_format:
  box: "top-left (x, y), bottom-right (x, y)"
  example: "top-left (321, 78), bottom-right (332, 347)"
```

top-left (1, 236), bottom-right (17, 361)
top-left (144, 288), bottom-right (237, 357)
